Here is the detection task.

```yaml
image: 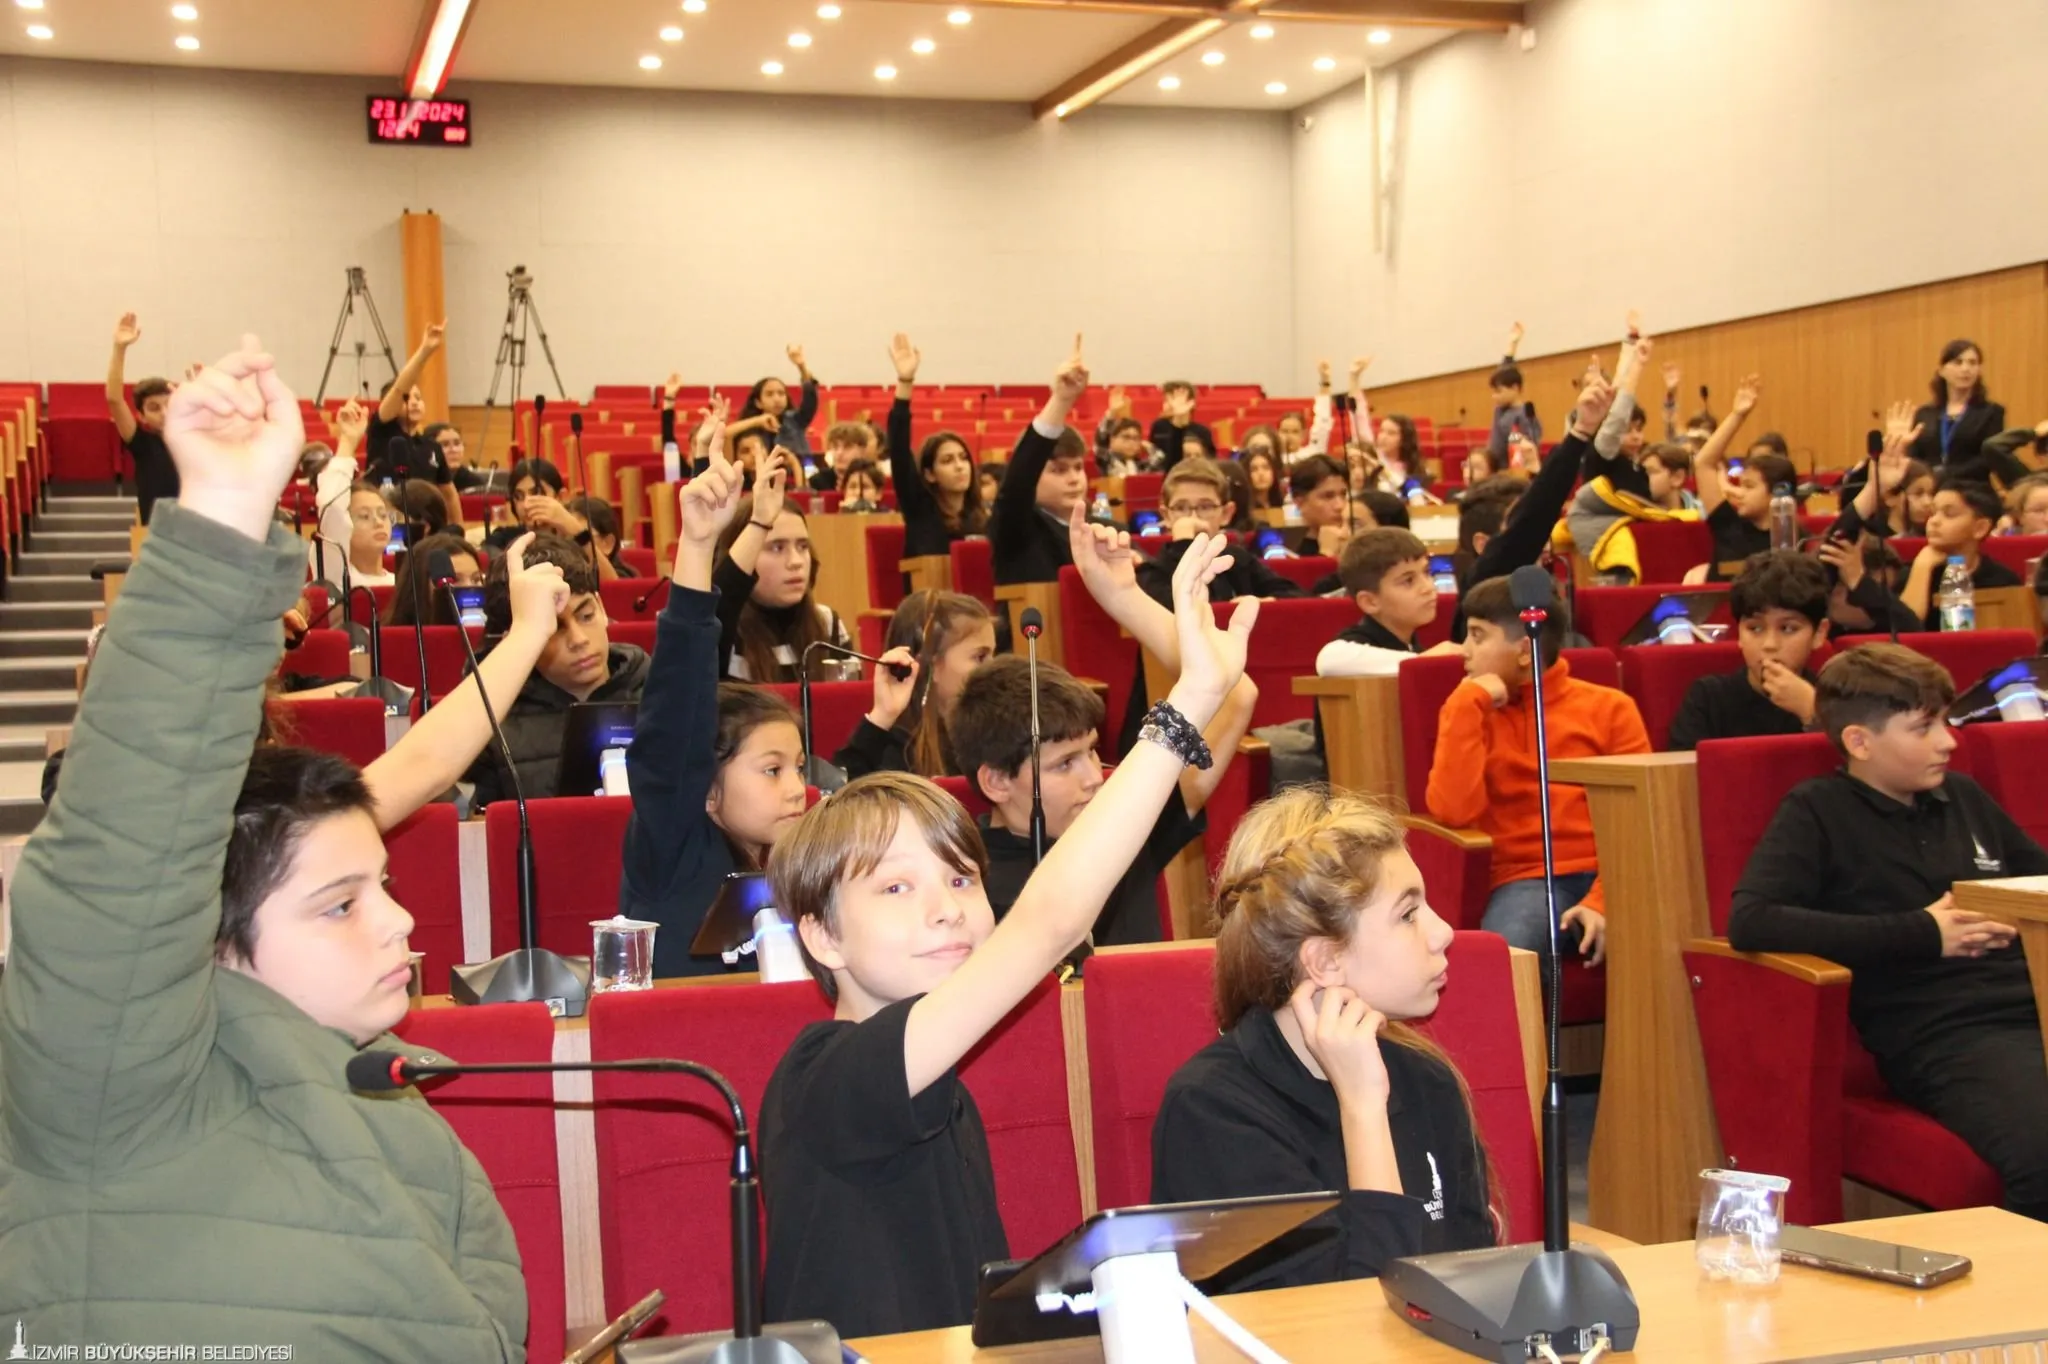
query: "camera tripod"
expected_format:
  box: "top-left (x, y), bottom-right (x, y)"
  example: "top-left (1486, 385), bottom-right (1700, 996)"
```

top-left (478, 265), bottom-right (568, 455)
top-left (315, 266), bottom-right (400, 403)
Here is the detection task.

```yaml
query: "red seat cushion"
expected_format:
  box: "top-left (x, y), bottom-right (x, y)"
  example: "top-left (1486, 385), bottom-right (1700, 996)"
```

top-left (1617, 642), bottom-right (1747, 751)
top-left (484, 796), bottom-right (634, 958)
top-left (1213, 597), bottom-right (1360, 728)
top-left (1841, 1096), bottom-right (2004, 1212)
top-left (1695, 733), bottom-right (1843, 934)
top-left (384, 803), bottom-right (465, 989)
top-left (1897, 630), bottom-right (2037, 694)
top-left (1958, 719), bottom-right (2048, 848)
top-left (599, 578), bottom-right (667, 623)
top-left (1628, 521), bottom-right (1714, 585)
top-left (766, 681), bottom-right (871, 762)
top-left (380, 625), bottom-right (487, 716)
top-left (949, 537), bottom-right (996, 608)
top-left (958, 976), bottom-right (1086, 1260)
top-left (1058, 565), bottom-right (1137, 756)
top-left (1573, 584), bottom-right (1729, 650)
top-left (273, 696), bottom-right (387, 768)
top-left (865, 522), bottom-right (910, 612)
top-left (1082, 944), bottom-right (1220, 1212)
top-left (284, 628), bottom-right (352, 680)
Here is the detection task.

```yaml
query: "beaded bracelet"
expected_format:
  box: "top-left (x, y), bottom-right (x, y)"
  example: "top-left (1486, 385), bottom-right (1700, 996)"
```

top-left (1138, 700), bottom-right (1213, 771)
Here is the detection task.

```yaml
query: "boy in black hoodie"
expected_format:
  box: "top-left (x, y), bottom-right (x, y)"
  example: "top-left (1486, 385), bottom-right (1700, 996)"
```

top-left (991, 335), bottom-right (1093, 585)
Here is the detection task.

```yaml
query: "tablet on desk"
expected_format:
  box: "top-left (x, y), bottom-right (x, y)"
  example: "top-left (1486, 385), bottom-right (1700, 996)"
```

top-left (557, 702), bottom-right (639, 798)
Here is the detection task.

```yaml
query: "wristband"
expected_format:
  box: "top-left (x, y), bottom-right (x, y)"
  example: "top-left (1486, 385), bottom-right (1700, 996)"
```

top-left (749, 518), bottom-right (775, 530)
top-left (1137, 701), bottom-right (1213, 771)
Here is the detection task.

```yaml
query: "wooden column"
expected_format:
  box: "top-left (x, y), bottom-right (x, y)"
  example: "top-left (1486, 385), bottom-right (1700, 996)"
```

top-left (1553, 752), bottom-right (1724, 1244)
top-left (400, 211), bottom-right (449, 421)
top-left (1292, 673), bottom-right (1404, 803)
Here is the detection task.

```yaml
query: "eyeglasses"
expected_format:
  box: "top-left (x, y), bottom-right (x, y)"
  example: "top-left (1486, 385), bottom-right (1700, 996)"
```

top-left (1165, 501), bottom-right (1223, 518)
top-left (350, 508), bottom-right (395, 526)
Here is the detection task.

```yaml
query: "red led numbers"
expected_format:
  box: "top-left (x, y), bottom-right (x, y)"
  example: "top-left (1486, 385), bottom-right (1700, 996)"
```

top-left (366, 96), bottom-right (473, 147)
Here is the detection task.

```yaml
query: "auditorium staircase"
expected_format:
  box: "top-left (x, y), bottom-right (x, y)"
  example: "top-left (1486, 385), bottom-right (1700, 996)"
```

top-left (0, 488), bottom-right (132, 835)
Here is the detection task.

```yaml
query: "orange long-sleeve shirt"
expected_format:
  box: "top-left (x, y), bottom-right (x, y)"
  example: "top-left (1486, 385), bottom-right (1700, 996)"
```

top-left (1424, 660), bottom-right (1651, 912)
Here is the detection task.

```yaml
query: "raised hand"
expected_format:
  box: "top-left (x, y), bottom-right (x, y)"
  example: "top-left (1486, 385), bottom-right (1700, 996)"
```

top-left (752, 462), bottom-right (789, 530)
top-left (113, 313), bottom-right (141, 348)
top-left (332, 397), bottom-right (368, 444)
top-left (867, 646), bottom-right (921, 730)
top-left (663, 371), bottom-right (682, 400)
top-left (1067, 504), bottom-right (1140, 606)
top-left (1286, 980), bottom-right (1390, 1106)
top-left (1107, 385), bottom-right (1132, 420)
top-left (692, 395), bottom-right (730, 457)
top-left (1349, 355), bottom-right (1373, 384)
top-left (889, 332), bottom-right (921, 385)
top-left (1573, 366), bottom-right (1618, 437)
top-left (1164, 389), bottom-right (1195, 423)
top-left (161, 334), bottom-right (305, 542)
top-left (1883, 399), bottom-right (1922, 457)
top-left (1317, 358), bottom-right (1332, 387)
top-left (1733, 374), bottom-right (1763, 416)
top-left (422, 320), bottom-right (447, 352)
top-left (1167, 531), bottom-right (1256, 720)
top-left (679, 456), bottom-right (743, 549)
top-left (1626, 308), bottom-right (1643, 338)
top-left (1662, 361), bottom-right (1682, 393)
top-left (1506, 320), bottom-right (1526, 355)
top-left (786, 342), bottom-right (808, 372)
top-left (503, 532), bottom-right (571, 637)
top-left (1052, 333), bottom-right (1089, 405)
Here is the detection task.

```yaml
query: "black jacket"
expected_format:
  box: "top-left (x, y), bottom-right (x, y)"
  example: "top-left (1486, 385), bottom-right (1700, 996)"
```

top-left (1451, 428), bottom-right (1594, 642)
top-left (617, 586), bottom-right (743, 977)
top-left (889, 397), bottom-right (981, 557)
top-left (1911, 401), bottom-right (2018, 484)
top-left (461, 641), bottom-right (650, 808)
top-left (1138, 537), bottom-right (1307, 606)
top-left (991, 421), bottom-right (1074, 585)
top-left (1152, 1008), bottom-right (1496, 1292)
top-left (1150, 417), bottom-right (1216, 469)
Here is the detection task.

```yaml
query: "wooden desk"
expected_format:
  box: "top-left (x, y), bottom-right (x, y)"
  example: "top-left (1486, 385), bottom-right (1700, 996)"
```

top-left (1551, 753), bottom-right (1721, 1247)
top-left (845, 1207), bottom-right (2048, 1364)
top-left (1952, 875), bottom-right (2048, 1039)
top-left (1974, 586), bottom-right (2043, 642)
top-left (808, 511), bottom-right (902, 627)
top-left (1291, 673), bottom-right (1404, 804)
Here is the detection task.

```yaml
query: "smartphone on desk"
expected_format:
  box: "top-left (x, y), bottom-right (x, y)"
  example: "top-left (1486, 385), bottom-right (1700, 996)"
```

top-left (1778, 1224), bottom-right (1971, 1288)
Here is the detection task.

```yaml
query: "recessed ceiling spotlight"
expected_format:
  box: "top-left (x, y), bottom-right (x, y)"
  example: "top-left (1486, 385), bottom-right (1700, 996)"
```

top-left (1200, 50), bottom-right (1224, 66)
top-left (14, 0), bottom-right (44, 10)
top-left (817, 3), bottom-right (840, 17)
top-left (681, 0), bottom-right (706, 11)
top-left (25, 21), bottom-right (51, 37)
top-left (171, 3), bottom-right (198, 18)
top-left (874, 63), bottom-right (898, 80)
top-left (761, 59), bottom-right (784, 75)
top-left (638, 53), bottom-right (662, 69)
top-left (788, 31), bottom-right (811, 48)
top-left (1264, 81), bottom-right (1287, 95)
top-left (1158, 74), bottom-right (1180, 90)
top-left (174, 34), bottom-right (199, 50)
top-left (947, 8), bottom-right (971, 25)
top-left (659, 25), bottom-right (683, 41)
top-left (1055, 103), bottom-right (1069, 117)
top-left (1250, 24), bottom-right (1274, 39)
top-left (1367, 28), bottom-right (1392, 44)
top-left (911, 37), bottom-right (935, 55)
top-left (1312, 55), bottom-right (1335, 72)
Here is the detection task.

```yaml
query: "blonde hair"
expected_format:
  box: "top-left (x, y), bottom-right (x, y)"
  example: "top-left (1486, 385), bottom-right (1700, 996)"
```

top-left (1209, 786), bottom-right (1504, 1238)
top-left (2004, 472), bottom-right (2048, 523)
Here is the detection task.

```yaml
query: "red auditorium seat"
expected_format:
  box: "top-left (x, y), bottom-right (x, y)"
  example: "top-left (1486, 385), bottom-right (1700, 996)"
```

top-left (610, 619), bottom-right (657, 654)
top-left (1265, 554), bottom-right (1337, 592)
top-left (384, 802), bottom-right (465, 990)
top-left (1627, 521), bottom-right (1715, 585)
top-left (1572, 583), bottom-right (1730, 650)
top-left (273, 695), bottom-right (387, 768)
top-left (1983, 534), bottom-right (2048, 577)
top-left (1898, 630), bottom-right (2036, 694)
top-left (1057, 566), bottom-right (1137, 758)
top-left (1956, 720), bottom-right (2048, 850)
top-left (381, 625), bottom-right (487, 716)
top-left (1684, 733), bottom-right (1999, 1226)
top-left (1215, 597), bottom-right (1361, 729)
top-left (934, 773), bottom-right (993, 819)
top-left (865, 521), bottom-right (910, 612)
top-left (949, 537), bottom-right (996, 608)
top-left (956, 976), bottom-right (1087, 1260)
top-left (484, 796), bottom-right (633, 959)
top-left (283, 627), bottom-right (351, 680)
top-left (621, 547), bottom-right (658, 577)
top-left (599, 577), bottom-right (667, 622)
top-left (393, 1002), bottom-right (566, 1361)
top-left (1413, 592), bottom-right (1460, 650)
top-left (766, 680), bottom-right (871, 762)
top-left (1617, 641), bottom-right (1749, 751)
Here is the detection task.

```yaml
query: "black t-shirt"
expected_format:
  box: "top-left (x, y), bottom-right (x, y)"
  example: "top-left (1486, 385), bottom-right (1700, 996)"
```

top-left (365, 414), bottom-right (451, 485)
top-left (1666, 666), bottom-right (1813, 752)
top-left (978, 792), bottom-right (1204, 947)
top-left (123, 425), bottom-right (179, 515)
top-left (759, 996), bottom-right (1007, 1338)
top-left (1707, 502), bottom-right (1772, 571)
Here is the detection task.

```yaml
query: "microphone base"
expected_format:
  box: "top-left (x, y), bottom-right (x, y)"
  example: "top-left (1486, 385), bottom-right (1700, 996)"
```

top-left (619, 1322), bottom-right (841, 1363)
top-left (348, 675), bottom-right (414, 718)
top-left (802, 755), bottom-right (848, 795)
top-left (1379, 1243), bottom-right (1640, 1363)
top-left (448, 947), bottom-right (592, 1019)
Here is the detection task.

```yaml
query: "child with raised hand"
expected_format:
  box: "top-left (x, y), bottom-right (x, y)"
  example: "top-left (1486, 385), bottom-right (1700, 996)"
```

top-left (991, 334), bottom-right (1094, 584)
top-left (1, 338), bottom-right (524, 1353)
top-left (834, 590), bottom-right (996, 780)
top-left (740, 342), bottom-right (821, 457)
top-left (618, 418), bottom-right (809, 976)
top-left (1150, 787), bottom-right (1500, 1290)
top-left (106, 310), bottom-right (178, 523)
top-left (887, 332), bottom-right (987, 553)
top-left (758, 531), bottom-right (1258, 1337)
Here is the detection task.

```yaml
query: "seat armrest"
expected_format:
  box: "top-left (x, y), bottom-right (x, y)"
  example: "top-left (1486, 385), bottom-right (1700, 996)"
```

top-left (1402, 816), bottom-right (1493, 929)
top-left (1402, 815), bottom-right (1493, 851)
top-left (1682, 937), bottom-right (1851, 986)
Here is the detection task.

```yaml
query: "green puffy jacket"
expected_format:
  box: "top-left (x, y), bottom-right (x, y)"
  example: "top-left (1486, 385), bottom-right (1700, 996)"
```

top-left (0, 505), bottom-right (526, 1359)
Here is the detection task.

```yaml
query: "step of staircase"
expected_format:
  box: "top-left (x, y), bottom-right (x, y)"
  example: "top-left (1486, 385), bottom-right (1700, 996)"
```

top-left (0, 629), bottom-right (91, 660)
top-left (0, 658), bottom-right (86, 691)
top-left (0, 690), bottom-right (80, 728)
top-left (5, 576), bottom-right (102, 605)
top-left (0, 723), bottom-right (55, 765)
top-left (24, 531), bottom-right (131, 555)
top-left (0, 602), bottom-right (98, 632)
top-left (14, 550), bottom-right (128, 578)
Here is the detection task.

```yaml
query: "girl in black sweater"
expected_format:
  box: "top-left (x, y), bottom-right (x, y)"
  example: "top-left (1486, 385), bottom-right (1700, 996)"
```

top-left (711, 472), bottom-right (854, 683)
top-left (886, 332), bottom-right (988, 556)
top-left (833, 590), bottom-right (996, 780)
top-left (618, 433), bottom-right (811, 977)
top-left (1151, 787), bottom-right (1499, 1291)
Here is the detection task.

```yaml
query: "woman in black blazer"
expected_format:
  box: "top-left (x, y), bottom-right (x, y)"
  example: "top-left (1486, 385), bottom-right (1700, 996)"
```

top-left (1910, 338), bottom-right (2017, 484)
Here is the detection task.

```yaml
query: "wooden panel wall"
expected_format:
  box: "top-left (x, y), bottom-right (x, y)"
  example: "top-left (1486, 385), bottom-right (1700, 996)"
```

top-left (399, 210), bottom-right (449, 424)
top-left (1354, 264), bottom-right (2048, 473)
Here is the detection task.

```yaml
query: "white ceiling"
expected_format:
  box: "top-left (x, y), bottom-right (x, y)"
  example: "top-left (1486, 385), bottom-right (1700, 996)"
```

top-left (0, 0), bottom-right (1470, 111)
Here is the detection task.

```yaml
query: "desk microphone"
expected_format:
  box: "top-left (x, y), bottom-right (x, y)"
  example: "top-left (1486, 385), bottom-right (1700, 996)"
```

top-left (442, 580), bottom-right (592, 1018)
top-left (344, 1049), bottom-right (837, 1361)
top-left (796, 640), bottom-right (914, 794)
top-left (385, 433), bottom-right (412, 485)
top-left (570, 410), bottom-right (589, 497)
top-left (1378, 563), bottom-right (1640, 1360)
top-left (632, 577), bottom-right (673, 615)
top-left (1019, 606), bottom-right (1047, 866)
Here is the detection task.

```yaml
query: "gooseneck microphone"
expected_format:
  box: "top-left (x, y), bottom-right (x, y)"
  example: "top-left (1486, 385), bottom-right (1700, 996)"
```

top-left (797, 639), bottom-right (915, 794)
top-left (632, 576), bottom-right (673, 615)
top-left (1019, 606), bottom-right (1047, 866)
top-left (344, 1049), bottom-right (834, 1360)
top-left (441, 580), bottom-right (592, 1018)
top-left (570, 409), bottom-right (589, 498)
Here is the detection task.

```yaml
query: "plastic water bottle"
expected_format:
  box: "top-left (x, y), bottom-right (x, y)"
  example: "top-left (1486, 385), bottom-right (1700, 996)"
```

top-left (1091, 490), bottom-right (1112, 523)
top-left (1938, 556), bottom-right (1975, 632)
top-left (378, 476), bottom-right (395, 498)
top-left (1769, 484), bottom-right (1798, 551)
top-left (661, 439), bottom-right (682, 485)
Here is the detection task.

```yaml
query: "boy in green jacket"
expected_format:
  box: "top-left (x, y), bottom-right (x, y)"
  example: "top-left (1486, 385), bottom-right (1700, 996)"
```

top-left (0, 337), bottom-right (526, 1358)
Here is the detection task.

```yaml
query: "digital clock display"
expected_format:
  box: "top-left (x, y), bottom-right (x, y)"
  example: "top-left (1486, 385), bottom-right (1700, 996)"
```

top-left (367, 96), bottom-right (472, 147)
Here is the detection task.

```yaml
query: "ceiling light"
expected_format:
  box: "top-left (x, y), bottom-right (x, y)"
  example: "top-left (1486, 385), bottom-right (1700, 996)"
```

top-left (875, 63), bottom-right (897, 80)
top-left (911, 37), bottom-right (935, 55)
top-left (1158, 74), bottom-right (1180, 90)
top-left (1036, 13), bottom-right (1223, 119)
top-left (1265, 81), bottom-right (1287, 95)
top-left (681, 0), bottom-right (706, 10)
top-left (1200, 50), bottom-right (1224, 66)
top-left (407, 0), bottom-right (473, 99)
top-left (1054, 103), bottom-right (1069, 118)
top-left (1313, 55), bottom-right (1335, 72)
top-left (174, 33), bottom-right (199, 50)
top-left (638, 53), bottom-right (662, 69)
top-left (1250, 24), bottom-right (1273, 39)
top-left (787, 31), bottom-right (811, 48)
top-left (171, 2), bottom-right (198, 18)
top-left (1367, 28), bottom-right (1392, 44)
top-left (817, 3), bottom-right (840, 17)
top-left (659, 25), bottom-right (683, 41)
top-left (947, 8), bottom-right (971, 25)
top-left (761, 59), bottom-right (783, 75)
top-left (24, 21), bottom-right (50, 37)
top-left (14, 0), bottom-right (44, 9)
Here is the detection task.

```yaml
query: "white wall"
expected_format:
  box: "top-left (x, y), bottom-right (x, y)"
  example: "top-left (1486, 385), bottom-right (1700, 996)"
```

top-left (0, 59), bottom-right (1296, 397)
top-left (1292, 0), bottom-right (2048, 386)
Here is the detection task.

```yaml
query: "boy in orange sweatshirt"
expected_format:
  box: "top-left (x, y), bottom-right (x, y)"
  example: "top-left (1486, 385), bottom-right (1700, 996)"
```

top-left (1424, 573), bottom-right (1649, 966)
